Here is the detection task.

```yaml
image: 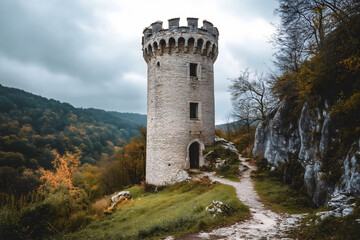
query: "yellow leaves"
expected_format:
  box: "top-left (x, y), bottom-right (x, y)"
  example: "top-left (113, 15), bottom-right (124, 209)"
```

top-left (112, 135), bottom-right (146, 185)
top-left (330, 92), bottom-right (360, 127)
top-left (68, 125), bottom-right (86, 136)
top-left (72, 163), bottom-right (103, 200)
top-left (215, 128), bottom-right (226, 139)
top-left (39, 148), bottom-right (82, 193)
top-left (18, 124), bottom-right (34, 139)
top-left (339, 55), bottom-right (360, 72)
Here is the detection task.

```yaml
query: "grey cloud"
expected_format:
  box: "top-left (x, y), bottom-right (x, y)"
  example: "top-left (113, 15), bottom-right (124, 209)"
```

top-left (218, 0), bottom-right (278, 20)
top-left (229, 43), bottom-right (274, 73)
top-left (0, 0), bottom-right (278, 123)
top-left (0, 0), bottom-right (135, 82)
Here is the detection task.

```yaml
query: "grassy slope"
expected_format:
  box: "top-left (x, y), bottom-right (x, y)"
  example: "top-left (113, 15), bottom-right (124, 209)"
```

top-left (62, 181), bottom-right (249, 240)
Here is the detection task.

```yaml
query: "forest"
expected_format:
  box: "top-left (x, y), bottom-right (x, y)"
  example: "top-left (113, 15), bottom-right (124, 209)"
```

top-left (0, 84), bottom-right (146, 199)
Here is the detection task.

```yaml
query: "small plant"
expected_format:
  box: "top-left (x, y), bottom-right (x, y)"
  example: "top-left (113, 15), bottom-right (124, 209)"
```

top-left (254, 157), bottom-right (271, 173)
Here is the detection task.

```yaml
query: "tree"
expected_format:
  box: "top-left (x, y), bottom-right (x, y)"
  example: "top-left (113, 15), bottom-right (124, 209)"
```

top-left (120, 132), bottom-right (146, 185)
top-left (100, 127), bottom-right (147, 193)
top-left (273, 0), bottom-right (360, 74)
top-left (72, 163), bottom-right (103, 200)
top-left (38, 148), bottom-right (81, 193)
top-left (229, 70), bottom-right (273, 131)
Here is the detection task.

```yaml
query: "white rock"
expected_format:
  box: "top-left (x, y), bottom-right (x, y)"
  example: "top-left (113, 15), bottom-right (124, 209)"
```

top-left (342, 207), bottom-right (354, 217)
top-left (111, 191), bottom-right (131, 202)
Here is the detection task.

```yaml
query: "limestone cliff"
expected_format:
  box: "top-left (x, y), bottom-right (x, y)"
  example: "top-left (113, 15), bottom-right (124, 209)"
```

top-left (253, 100), bottom-right (360, 208)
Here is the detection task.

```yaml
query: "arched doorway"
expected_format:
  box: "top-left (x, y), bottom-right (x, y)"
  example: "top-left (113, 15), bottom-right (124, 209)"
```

top-left (189, 142), bottom-right (200, 169)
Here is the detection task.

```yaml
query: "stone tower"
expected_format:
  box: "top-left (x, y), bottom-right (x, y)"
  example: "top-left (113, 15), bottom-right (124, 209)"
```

top-left (142, 18), bottom-right (219, 185)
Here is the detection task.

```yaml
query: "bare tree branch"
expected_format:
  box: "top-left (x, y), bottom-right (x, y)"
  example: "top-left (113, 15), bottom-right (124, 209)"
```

top-left (229, 70), bottom-right (275, 131)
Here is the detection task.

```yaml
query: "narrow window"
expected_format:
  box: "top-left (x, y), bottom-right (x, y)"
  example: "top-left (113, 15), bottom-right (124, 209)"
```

top-left (190, 102), bottom-right (198, 119)
top-left (190, 63), bottom-right (197, 77)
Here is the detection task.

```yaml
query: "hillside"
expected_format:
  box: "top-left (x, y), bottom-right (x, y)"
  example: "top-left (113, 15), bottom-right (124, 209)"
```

top-left (0, 84), bottom-right (146, 195)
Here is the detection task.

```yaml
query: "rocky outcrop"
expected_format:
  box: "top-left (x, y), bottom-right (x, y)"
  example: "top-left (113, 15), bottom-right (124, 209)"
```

top-left (215, 136), bottom-right (239, 153)
top-left (253, 100), bottom-right (360, 207)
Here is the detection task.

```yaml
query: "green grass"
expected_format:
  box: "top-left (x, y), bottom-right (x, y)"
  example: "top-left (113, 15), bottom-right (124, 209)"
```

top-left (61, 181), bottom-right (249, 239)
top-left (253, 173), bottom-right (316, 214)
top-left (215, 164), bottom-right (241, 182)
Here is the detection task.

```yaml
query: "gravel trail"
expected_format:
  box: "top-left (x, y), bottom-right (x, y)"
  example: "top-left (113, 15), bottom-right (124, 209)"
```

top-left (172, 155), bottom-right (305, 240)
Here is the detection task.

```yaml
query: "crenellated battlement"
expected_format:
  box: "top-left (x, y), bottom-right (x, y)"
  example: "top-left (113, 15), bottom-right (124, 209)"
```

top-left (142, 18), bottom-right (219, 63)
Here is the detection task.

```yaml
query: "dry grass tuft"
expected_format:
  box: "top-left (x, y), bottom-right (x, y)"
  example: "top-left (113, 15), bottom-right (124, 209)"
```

top-left (91, 197), bottom-right (110, 216)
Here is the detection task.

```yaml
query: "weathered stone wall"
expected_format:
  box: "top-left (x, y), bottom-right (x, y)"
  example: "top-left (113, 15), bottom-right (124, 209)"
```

top-left (143, 18), bottom-right (218, 185)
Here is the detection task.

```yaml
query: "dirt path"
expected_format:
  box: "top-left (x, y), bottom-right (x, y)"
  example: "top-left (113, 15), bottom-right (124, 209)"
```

top-left (173, 156), bottom-right (305, 240)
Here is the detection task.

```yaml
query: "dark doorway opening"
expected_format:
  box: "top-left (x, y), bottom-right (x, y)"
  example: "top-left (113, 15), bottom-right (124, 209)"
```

top-left (189, 142), bottom-right (200, 169)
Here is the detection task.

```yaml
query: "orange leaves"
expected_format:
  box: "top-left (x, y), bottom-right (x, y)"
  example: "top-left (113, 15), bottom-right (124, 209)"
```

top-left (68, 124), bottom-right (86, 136)
top-left (339, 55), bottom-right (360, 72)
top-left (124, 138), bottom-right (145, 161)
top-left (39, 148), bottom-right (81, 193)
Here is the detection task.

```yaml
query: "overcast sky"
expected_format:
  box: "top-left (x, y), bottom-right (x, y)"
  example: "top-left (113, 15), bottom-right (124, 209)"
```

top-left (0, 0), bottom-right (279, 124)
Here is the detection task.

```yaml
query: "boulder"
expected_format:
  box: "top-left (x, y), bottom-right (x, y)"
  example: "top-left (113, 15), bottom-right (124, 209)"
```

top-left (206, 200), bottom-right (233, 216)
top-left (111, 191), bottom-right (131, 202)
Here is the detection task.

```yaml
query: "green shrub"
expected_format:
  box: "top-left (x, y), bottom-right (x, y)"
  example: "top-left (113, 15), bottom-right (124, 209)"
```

top-left (203, 145), bottom-right (238, 167)
top-left (255, 153), bottom-right (305, 191)
top-left (254, 157), bottom-right (271, 173)
top-left (202, 145), bottom-right (240, 181)
top-left (215, 164), bottom-right (241, 182)
top-left (234, 132), bottom-right (255, 156)
top-left (0, 207), bottom-right (25, 240)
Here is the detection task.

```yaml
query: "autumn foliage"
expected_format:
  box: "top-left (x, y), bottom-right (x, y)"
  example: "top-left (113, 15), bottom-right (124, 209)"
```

top-left (39, 148), bottom-right (81, 193)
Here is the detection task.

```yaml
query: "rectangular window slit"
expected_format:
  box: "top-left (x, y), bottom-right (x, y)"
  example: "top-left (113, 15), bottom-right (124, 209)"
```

top-left (190, 63), bottom-right (197, 77)
top-left (190, 102), bottom-right (198, 119)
